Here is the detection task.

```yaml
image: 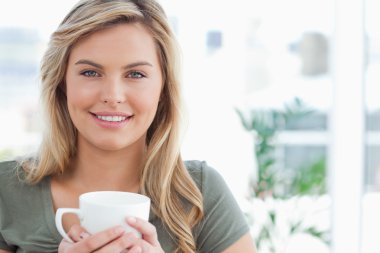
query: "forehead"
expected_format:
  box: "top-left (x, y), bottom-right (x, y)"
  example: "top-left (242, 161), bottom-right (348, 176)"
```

top-left (69, 22), bottom-right (159, 63)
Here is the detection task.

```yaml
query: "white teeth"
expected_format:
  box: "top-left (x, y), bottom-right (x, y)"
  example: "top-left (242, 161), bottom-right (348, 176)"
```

top-left (96, 115), bottom-right (127, 122)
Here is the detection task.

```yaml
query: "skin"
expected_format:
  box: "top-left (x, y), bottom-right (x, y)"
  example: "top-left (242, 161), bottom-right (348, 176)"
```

top-left (0, 22), bottom-right (257, 253)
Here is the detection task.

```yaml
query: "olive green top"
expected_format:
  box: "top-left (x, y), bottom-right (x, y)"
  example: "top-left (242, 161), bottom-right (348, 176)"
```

top-left (0, 160), bottom-right (249, 253)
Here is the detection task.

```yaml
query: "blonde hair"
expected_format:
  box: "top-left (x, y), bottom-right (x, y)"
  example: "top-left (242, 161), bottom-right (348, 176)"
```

top-left (23, 0), bottom-right (203, 252)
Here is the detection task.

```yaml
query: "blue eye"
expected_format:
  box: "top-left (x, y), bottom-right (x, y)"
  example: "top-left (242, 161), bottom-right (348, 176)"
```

top-left (81, 70), bottom-right (100, 77)
top-left (128, 71), bottom-right (145, 79)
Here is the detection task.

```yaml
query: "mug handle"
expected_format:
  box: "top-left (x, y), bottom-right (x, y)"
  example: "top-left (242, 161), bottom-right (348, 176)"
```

top-left (55, 208), bottom-right (82, 243)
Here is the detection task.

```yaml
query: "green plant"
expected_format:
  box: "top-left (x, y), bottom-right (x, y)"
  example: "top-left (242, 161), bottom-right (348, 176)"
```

top-left (246, 195), bottom-right (331, 253)
top-left (236, 97), bottom-right (316, 198)
top-left (236, 97), bottom-right (330, 252)
top-left (289, 157), bottom-right (326, 196)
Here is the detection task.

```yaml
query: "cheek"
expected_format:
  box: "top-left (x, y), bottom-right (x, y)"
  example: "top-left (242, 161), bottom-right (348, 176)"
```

top-left (141, 90), bottom-right (160, 113)
top-left (131, 87), bottom-right (161, 116)
top-left (66, 89), bottom-right (86, 115)
top-left (66, 89), bottom-right (81, 105)
top-left (136, 96), bottom-right (160, 115)
top-left (66, 79), bottom-right (97, 109)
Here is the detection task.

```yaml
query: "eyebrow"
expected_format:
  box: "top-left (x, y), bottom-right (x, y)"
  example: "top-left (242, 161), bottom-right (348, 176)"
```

top-left (74, 59), bottom-right (153, 69)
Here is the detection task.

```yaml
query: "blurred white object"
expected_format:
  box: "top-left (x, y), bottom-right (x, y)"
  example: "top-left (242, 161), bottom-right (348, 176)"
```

top-left (247, 195), bottom-right (331, 253)
top-left (285, 233), bottom-right (329, 253)
top-left (361, 192), bottom-right (380, 253)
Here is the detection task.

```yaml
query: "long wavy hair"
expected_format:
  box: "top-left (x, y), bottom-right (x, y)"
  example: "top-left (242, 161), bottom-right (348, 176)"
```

top-left (22, 0), bottom-right (204, 252)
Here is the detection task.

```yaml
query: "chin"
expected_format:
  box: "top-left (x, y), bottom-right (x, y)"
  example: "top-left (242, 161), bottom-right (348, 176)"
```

top-left (93, 138), bottom-right (143, 152)
top-left (96, 143), bottom-right (129, 151)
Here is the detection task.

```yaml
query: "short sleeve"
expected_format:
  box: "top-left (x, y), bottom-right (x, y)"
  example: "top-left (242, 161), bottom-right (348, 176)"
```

top-left (192, 161), bottom-right (250, 253)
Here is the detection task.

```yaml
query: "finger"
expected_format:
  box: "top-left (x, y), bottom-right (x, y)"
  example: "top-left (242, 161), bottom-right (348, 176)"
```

top-left (58, 238), bottom-right (73, 252)
top-left (128, 245), bottom-right (142, 253)
top-left (67, 224), bottom-right (90, 242)
top-left (96, 232), bottom-right (138, 253)
top-left (126, 217), bottom-right (160, 247)
top-left (75, 225), bottom-right (125, 252)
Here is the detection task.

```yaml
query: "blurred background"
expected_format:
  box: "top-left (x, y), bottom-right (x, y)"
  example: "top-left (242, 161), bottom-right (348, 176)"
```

top-left (0, 0), bottom-right (378, 252)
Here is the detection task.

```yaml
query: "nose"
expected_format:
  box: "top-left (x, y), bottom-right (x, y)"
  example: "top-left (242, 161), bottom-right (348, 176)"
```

top-left (100, 77), bottom-right (126, 106)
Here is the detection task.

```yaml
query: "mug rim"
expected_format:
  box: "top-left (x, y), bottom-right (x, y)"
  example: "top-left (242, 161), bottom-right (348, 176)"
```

top-left (79, 191), bottom-right (150, 206)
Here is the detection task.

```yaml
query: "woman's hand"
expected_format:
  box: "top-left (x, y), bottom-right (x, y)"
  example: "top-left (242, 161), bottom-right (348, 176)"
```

top-left (58, 224), bottom-right (129, 253)
top-left (58, 218), bottom-right (164, 253)
top-left (124, 217), bottom-right (164, 253)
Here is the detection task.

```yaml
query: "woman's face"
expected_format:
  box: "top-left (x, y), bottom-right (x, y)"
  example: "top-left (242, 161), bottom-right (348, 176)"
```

top-left (65, 23), bottom-right (163, 152)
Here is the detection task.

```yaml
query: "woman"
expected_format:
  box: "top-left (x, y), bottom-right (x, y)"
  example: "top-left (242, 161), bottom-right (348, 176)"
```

top-left (0, 0), bottom-right (256, 252)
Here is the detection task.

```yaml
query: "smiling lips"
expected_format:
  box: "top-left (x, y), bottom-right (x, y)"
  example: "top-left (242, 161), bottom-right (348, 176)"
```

top-left (91, 112), bottom-right (133, 128)
top-left (96, 115), bottom-right (127, 122)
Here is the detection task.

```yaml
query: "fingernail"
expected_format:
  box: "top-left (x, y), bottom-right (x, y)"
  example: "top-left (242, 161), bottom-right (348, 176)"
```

top-left (79, 232), bottom-right (90, 239)
top-left (127, 217), bottom-right (137, 224)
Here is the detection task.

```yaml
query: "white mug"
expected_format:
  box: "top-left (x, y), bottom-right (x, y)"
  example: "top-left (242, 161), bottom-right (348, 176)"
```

top-left (55, 191), bottom-right (150, 242)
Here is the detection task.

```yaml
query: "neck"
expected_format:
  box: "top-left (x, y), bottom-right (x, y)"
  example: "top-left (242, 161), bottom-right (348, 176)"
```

top-left (62, 138), bottom-right (145, 194)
